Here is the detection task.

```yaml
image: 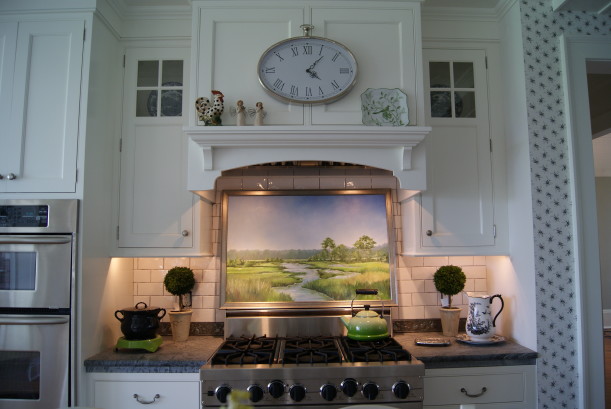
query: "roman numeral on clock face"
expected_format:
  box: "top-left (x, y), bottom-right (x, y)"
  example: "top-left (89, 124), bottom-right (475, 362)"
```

top-left (274, 52), bottom-right (284, 62)
top-left (331, 80), bottom-right (340, 90)
top-left (274, 78), bottom-right (285, 90)
top-left (339, 68), bottom-right (349, 74)
top-left (290, 85), bottom-right (298, 96)
top-left (291, 47), bottom-right (299, 57)
top-left (332, 52), bottom-right (340, 62)
top-left (265, 67), bottom-right (275, 74)
top-left (302, 45), bottom-right (312, 55)
top-left (305, 87), bottom-right (312, 97)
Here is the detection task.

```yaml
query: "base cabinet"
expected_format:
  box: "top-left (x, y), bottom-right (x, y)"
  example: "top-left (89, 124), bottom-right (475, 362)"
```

top-left (423, 365), bottom-right (536, 408)
top-left (88, 373), bottom-right (200, 409)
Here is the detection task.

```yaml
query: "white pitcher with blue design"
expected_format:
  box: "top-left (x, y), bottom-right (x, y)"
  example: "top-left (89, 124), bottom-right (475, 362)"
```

top-left (465, 293), bottom-right (504, 341)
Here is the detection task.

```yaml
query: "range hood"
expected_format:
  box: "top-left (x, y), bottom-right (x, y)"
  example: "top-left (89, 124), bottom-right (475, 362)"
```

top-left (186, 125), bottom-right (430, 193)
top-left (185, 0), bottom-right (430, 194)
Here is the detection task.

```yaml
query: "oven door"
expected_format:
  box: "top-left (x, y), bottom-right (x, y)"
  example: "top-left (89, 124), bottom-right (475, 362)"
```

top-left (0, 235), bottom-right (72, 309)
top-left (0, 315), bottom-right (70, 409)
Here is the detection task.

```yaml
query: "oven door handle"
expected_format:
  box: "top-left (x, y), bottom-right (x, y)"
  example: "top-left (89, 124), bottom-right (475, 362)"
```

top-left (0, 315), bottom-right (70, 325)
top-left (0, 235), bottom-right (72, 245)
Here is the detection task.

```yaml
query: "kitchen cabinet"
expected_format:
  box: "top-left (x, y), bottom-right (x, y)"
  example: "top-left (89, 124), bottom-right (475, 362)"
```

top-left (192, 1), bottom-right (424, 127)
top-left (0, 18), bottom-right (85, 193)
top-left (423, 365), bottom-right (536, 408)
top-left (88, 373), bottom-right (200, 409)
top-left (403, 47), bottom-right (507, 255)
top-left (114, 45), bottom-right (211, 256)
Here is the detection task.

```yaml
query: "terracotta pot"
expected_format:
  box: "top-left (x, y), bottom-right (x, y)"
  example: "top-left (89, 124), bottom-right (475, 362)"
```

top-left (439, 307), bottom-right (461, 337)
top-left (169, 310), bottom-right (192, 342)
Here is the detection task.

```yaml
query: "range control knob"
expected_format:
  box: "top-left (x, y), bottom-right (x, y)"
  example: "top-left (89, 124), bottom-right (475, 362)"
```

top-left (341, 378), bottom-right (358, 397)
top-left (393, 381), bottom-right (411, 399)
top-left (289, 384), bottom-right (306, 402)
top-left (248, 384), bottom-right (264, 402)
top-left (268, 380), bottom-right (285, 399)
top-left (362, 382), bottom-right (379, 400)
top-left (320, 384), bottom-right (337, 401)
top-left (215, 385), bottom-right (231, 403)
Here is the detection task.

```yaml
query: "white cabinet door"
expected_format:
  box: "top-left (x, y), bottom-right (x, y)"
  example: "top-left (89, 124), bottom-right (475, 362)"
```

top-left (311, 4), bottom-right (424, 125)
top-left (0, 19), bottom-right (84, 193)
top-left (194, 6), bottom-right (305, 126)
top-left (419, 48), bottom-right (494, 249)
top-left (117, 47), bottom-right (199, 250)
top-left (0, 22), bottom-right (17, 186)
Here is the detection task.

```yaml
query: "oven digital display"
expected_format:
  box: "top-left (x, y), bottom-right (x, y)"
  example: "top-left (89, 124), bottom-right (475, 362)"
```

top-left (0, 205), bottom-right (49, 228)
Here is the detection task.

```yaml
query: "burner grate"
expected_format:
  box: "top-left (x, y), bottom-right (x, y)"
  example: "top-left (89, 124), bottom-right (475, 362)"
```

top-left (340, 337), bottom-right (412, 363)
top-left (211, 335), bottom-right (277, 365)
top-left (281, 336), bottom-right (342, 364)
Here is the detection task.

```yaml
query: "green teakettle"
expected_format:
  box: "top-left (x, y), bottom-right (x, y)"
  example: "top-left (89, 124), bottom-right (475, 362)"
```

top-left (340, 289), bottom-right (389, 341)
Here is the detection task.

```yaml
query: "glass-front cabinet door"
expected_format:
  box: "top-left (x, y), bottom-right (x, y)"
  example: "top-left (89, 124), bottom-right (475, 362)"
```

top-left (116, 47), bottom-right (198, 253)
top-left (419, 48), bottom-right (495, 250)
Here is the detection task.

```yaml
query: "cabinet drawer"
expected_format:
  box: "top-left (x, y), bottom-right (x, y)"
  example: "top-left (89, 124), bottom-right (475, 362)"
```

top-left (424, 371), bottom-right (524, 406)
top-left (94, 380), bottom-right (199, 409)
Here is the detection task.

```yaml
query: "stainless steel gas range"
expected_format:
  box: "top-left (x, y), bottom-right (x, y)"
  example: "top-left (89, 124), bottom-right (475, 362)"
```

top-left (201, 315), bottom-right (424, 409)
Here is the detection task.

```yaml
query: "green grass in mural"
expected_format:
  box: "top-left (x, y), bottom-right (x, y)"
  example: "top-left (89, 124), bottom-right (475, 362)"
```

top-left (226, 262), bottom-right (298, 302)
top-left (226, 260), bottom-right (391, 302)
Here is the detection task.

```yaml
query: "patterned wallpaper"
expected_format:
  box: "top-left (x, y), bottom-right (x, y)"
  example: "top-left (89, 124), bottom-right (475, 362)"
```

top-left (519, 1), bottom-right (609, 408)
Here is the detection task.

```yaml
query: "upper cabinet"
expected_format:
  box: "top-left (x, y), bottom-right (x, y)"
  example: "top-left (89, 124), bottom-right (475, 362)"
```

top-left (115, 45), bottom-right (211, 256)
top-left (191, 1), bottom-right (425, 127)
top-left (0, 18), bottom-right (85, 193)
top-left (402, 46), bottom-right (507, 255)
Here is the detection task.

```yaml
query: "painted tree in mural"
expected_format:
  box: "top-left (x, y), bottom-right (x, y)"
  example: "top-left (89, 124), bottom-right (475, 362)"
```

top-left (353, 235), bottom-right (376, 261)
top-left (321, 237), bottom-right (336, 260)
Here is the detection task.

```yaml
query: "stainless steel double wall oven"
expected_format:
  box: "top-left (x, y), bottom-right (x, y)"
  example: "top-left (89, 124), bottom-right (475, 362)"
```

top-left (0, 199), bottom-right (77, 409)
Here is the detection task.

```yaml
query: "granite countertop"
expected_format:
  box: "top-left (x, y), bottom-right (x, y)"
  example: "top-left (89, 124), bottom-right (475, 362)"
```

top-left (393, 332), bottom-right (538, 369)
top-left (84, 333), bottom-right (537, 373)
top-left (84, 336), bottom-right (224, 373)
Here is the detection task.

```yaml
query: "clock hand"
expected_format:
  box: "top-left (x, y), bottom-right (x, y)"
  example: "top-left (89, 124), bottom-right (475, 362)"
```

top-left (306, 68), bottom-right (322, 80)
top-left (308, 56), bottom-right (323, 71)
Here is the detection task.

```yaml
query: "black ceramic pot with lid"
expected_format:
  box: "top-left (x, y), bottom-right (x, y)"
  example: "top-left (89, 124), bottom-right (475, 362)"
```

top-left (115, 302), bottom-right (166, 340)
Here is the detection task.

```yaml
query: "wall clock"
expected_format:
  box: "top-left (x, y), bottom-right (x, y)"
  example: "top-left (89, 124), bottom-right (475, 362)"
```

top-left (257, 25), bottom-right (358, 104)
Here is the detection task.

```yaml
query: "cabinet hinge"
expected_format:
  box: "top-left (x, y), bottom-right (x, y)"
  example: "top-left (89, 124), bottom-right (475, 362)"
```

top-left (493, 224), bottom-right (497, 238)
top-left (116, 225), bottom-right (120, 240)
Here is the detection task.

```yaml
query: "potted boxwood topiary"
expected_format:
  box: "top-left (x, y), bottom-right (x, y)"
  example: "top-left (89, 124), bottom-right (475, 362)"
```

top-left (164, 266), bottom-right (196, 342)
top-left (433, 265), bottom-right (466, 337)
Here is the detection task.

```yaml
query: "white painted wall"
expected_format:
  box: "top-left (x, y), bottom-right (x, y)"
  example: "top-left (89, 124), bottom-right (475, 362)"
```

top-left (75, 12), bottom-right (133, 405)
top-left (495, 0), bottom-right (537, 350)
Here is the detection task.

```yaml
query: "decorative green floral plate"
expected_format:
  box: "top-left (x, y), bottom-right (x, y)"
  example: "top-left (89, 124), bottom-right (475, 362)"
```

top-left (361, 88), bottom-right (409, 126)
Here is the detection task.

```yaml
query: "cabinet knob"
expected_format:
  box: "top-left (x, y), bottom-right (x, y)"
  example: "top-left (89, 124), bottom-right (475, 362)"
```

top-left (425, 230), bottom-right (433, 236)
top-left (181, 230), bottom-right (189, 237)
top-left (6, 173), bottom-right (16, 180)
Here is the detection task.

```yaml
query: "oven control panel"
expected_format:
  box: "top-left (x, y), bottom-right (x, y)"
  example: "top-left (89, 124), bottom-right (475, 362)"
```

top-left (201, 364), bottom-right (424, 407)
top-left (0, 205), bottom-right (49, 227)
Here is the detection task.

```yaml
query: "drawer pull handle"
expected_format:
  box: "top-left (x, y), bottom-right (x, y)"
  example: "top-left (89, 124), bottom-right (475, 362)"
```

top-left (133, 393), bottom-right (160, 404)
top-left (460, 387), bottom-right (487, 398)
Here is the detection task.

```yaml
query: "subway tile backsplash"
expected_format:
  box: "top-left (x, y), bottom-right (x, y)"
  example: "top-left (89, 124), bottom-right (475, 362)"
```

top-left (132, 168), bottom-right (488, 323)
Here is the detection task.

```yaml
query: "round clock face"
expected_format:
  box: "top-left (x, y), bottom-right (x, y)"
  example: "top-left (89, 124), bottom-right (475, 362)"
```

top-left (258, 36), bottom-right (358, 104)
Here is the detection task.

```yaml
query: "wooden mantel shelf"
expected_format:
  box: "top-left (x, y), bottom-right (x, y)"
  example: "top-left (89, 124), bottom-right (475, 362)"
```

top-left (185, 125), bottom-right (431, 192)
